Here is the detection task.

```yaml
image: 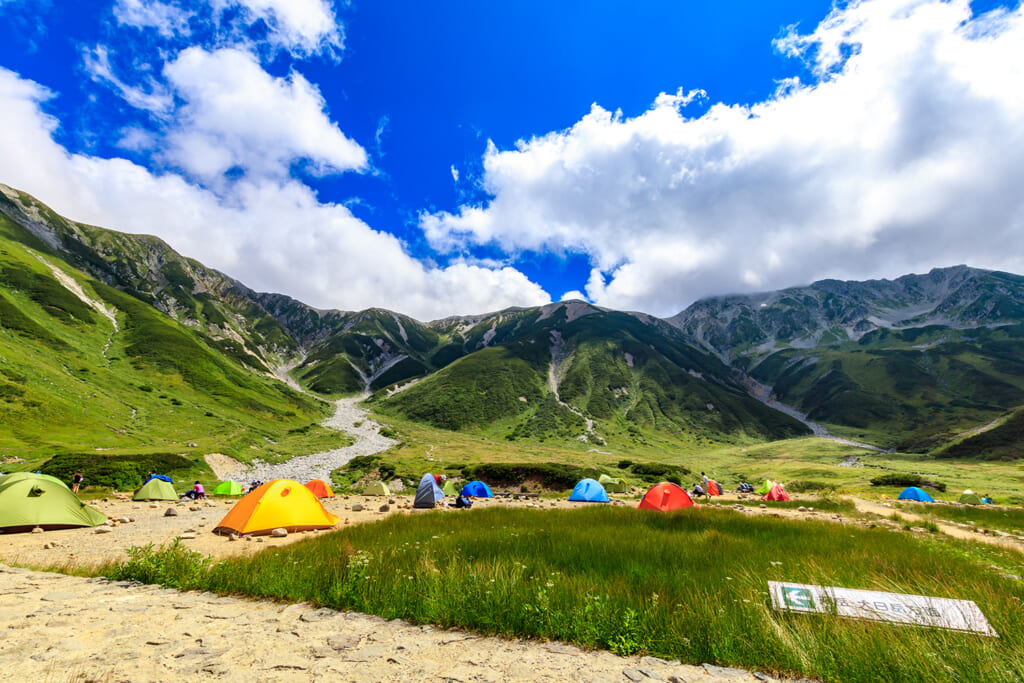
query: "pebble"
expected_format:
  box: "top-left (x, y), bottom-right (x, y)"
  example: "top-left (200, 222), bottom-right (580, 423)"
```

top-left (271, 528), bottom-right (288, 538)
top-left (94, 527), bottom-right (113, 534)
top-left (164, 508), bottom-right (178, 517)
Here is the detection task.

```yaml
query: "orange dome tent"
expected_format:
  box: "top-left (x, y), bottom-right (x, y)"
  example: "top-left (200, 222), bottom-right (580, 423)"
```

top-left (761, 483), bottom-right (791, 501)
top-left (638, 482), bottom-right (695, 512)
top-left (707, 481), bottom-right (722, 496)
top-left (214, 479), bottom-right (339, 536)
top-left (304, 479), bottom-right (335, 498)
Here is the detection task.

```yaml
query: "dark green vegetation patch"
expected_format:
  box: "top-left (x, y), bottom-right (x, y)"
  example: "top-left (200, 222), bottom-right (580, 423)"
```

top-left (42, 452), bottom-right (197, 490)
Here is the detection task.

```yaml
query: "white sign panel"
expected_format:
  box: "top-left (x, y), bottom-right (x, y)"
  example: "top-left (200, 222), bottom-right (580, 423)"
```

top-left (768, 581), bottom-right (998, 637)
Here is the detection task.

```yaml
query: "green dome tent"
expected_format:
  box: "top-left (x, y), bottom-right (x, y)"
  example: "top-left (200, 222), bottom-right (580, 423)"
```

top-left (213, 480), bottom-right (244, 496)
top-left (959, 489), bottom-right (983, 505)
top-left (755, 479), bottom-right (775, 495)
top-left (363, 481), bottom-right (390, 496)
top-left (442, 479), bottom-right (459, 496)
top-left (0, 473), bottom-right (107, 532)
top-left (598, 474), bottom-right (628, 493)
top-left (133, 478), bottom-right (177, 501)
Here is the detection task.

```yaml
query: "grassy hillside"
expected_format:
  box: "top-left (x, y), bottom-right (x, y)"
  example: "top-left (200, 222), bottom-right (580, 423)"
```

top-left (375, 308), bottom-right (809, 448)
top-left (749, 325), bottom-right (1024, 450)
top-left (0, 216), bottom-right (344, 485)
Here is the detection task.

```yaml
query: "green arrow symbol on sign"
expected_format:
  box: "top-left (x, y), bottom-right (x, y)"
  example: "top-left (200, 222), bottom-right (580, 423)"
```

top-left (785, 588), bottom-right (812, 608)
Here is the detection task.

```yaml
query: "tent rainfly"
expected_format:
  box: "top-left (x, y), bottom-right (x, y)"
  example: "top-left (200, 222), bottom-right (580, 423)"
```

top-left (133, 478), bottom-right (178, 501)
top-left (362, 481), bottom-right (390, 496)
top-left (568, 478), bottom-right (610, 503)
top-left (460, 480), bottom-right (493, 497)
top-left (0, 473), bottom-right (107, 532)
top-left (214, 479), bottom-right (339, 535)
top-left (213, 480), bottom-right (244, 496)
top-left (304, 479), bottom-right (335, 498)
top-left (597, 474), bottom-right (628, 493)
top-left (897, 486), bottom-right (934, 502)
top-left (413, 474), bottom-right (446, 509)
top-left (637, 482), bottom-right (694, 512)
top-left (761, 483), bottom-right (791, 502)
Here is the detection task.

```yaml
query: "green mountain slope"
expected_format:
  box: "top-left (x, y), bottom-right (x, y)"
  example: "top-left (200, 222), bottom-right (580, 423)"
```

top-left (0, 208), bottom-right (332, 474)
top-left (374, 303), bottom-right (810, 447)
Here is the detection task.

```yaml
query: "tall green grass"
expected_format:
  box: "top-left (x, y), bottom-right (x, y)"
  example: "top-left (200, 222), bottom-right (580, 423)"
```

top-left (899, 503), bottom-right (1024, 536)
top-left (105, 507), bottom-right (1023, 682)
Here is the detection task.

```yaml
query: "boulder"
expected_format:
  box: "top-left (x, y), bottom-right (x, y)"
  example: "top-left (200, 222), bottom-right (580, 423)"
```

top-left (164, 508), bottom-right (178, 517)
top-left (379, 504), bottom-right (390, 513)
top-left (350, 504), bottom-right (364, 512)
top-left (270, 528), bottom-right (288, 537)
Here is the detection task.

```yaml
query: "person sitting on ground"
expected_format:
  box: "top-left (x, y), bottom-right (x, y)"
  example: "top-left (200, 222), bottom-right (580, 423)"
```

top-left (454, 493), bottom-right (473, 509)
top-left (691, 483), bottom-right (705, 500)
top-left (192, 481), bottom-right (205, 500)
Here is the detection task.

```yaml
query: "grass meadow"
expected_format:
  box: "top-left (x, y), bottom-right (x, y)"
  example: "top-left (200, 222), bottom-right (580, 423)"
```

top-left (104, 506), bottom-right (1024, 683)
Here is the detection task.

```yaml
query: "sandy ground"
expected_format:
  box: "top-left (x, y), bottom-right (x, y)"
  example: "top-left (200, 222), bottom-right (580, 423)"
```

top-left (0, 495), bottom-right (818, 683)
top-left (0, 564), bottom-right (793, 683)
top-left (0, 493), bottom-right (609, 568)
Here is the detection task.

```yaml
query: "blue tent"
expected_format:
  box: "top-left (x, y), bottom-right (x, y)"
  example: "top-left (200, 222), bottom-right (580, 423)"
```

top-left (897, 486), bottom-right (934, 502)
top-left (145, 474), bottom-right (173, 484)
top-left (460, 480), bottom-right (493, 497)
top-left (568, 478), bottom-right (609, 503)
top-left (413, 473), bottom-right (445, 509)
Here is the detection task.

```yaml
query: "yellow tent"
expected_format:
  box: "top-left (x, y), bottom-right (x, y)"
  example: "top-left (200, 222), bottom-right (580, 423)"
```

top-left (214, 479), bottom-right (339, 536)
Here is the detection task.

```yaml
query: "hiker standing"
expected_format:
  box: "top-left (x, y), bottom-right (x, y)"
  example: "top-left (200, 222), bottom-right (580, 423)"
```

top-left (72, 471), bottom-right (83, 495)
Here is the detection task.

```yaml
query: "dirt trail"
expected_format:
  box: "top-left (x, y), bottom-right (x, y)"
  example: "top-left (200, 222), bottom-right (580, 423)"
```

top-left (0, 564), bottom-right (789, 683)
top-left (238, 397), bottom-right (398, 484)
top-left (850, 498), bottom-right (1024, 554)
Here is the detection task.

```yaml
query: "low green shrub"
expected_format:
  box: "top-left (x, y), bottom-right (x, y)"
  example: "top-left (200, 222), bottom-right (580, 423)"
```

top-left (869, 472), bottom-right (946, 492)
top-left (42, 452), bottom-right (195, 490)
top-left (459, 462), bottom-right (601, 490)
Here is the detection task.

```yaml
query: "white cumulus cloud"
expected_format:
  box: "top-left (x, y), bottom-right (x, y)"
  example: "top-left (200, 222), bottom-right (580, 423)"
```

top-left (212, 0), bottom-right (342, 57)
top-left (421, 0), bottom-right (1024, 316)
top-left (0, 66), bottom-right (550, 320)
top-left (113, 0), bottom-right (192, 37)
top-left (162, 47), bottom-right (366, 181)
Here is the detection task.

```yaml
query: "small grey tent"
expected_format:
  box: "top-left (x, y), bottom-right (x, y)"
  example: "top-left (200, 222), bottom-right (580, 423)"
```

top-left (413, 473), bottom-right (445, 509)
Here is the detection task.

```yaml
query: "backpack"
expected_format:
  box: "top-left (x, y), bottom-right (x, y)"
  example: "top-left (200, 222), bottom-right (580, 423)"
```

top-left (454, 495), bottom-right (473, 508)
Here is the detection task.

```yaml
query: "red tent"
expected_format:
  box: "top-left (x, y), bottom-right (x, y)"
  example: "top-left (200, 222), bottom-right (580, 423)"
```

top-left (304, 479), bottom-right (335, 498)
top-left (761, 483), bottom-right (791, 501)
top-left (638, 482), bottom-right (694, 511)
top-left (707, 481), bottom-right (722, 496)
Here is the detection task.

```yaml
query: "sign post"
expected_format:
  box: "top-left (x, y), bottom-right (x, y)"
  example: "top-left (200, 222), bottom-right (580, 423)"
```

top-left (768, 581), bottom-right (998, 637)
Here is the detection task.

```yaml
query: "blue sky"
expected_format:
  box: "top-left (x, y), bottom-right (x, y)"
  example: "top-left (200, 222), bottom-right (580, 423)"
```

top-left (0, 0), bottom-right (1022, 319)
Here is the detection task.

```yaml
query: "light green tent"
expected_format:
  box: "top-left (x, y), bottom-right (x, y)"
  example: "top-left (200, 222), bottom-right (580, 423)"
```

top-left (755, 479), bottom-right (775, 495)
top-left (0, 473), bottom-right (107, 532)
top-left (213, 480), bottom-right (244, 496)
top-left (362, 481), bottom-right (390, 496)
top-left (133, 478), bottom-right (178, 501)
top-left (959, 489), bottom-right (983, 505)
top-left (442, 479), bottom-right (459, 496)
top-left (598, 474), bottom-right (628, 493)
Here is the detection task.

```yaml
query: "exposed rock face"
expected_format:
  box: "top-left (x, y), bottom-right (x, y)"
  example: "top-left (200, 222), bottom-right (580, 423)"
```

top-left (669, 266), bottom-right (1024, 363)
